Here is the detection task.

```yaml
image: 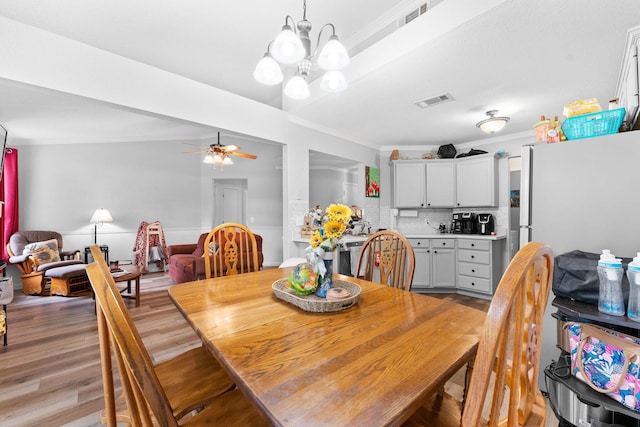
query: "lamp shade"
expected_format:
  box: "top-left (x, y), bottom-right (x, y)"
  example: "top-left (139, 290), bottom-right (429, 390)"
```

top-left (476, 110), bottom-right (510, 133)
top-left (270, 25), bottom-right (306, 65)
top-left (253, 53), bottom-right (283, 85)
top-left (320, 70), bottom-right (347, 93)
top-left (284, 74), bottom-right (310, 99)
top-left (317, 35), bottom-right (350, 70)
top-left (90, 208), bottom-right (113, 224)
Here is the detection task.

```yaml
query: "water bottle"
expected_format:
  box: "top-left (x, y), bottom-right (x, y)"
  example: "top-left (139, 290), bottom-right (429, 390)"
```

top-left (627, 253), bottom-right (640, 321)
top-left (597, 249), bottom-right (625, 316)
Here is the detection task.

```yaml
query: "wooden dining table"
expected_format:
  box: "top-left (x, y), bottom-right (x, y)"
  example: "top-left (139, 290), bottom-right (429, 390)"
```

top-left (168, 268), bottom-right (487, 426)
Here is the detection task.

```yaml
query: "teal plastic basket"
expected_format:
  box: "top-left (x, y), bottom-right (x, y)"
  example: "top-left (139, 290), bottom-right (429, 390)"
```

top-left (561, 108), bottom-right (625, 140)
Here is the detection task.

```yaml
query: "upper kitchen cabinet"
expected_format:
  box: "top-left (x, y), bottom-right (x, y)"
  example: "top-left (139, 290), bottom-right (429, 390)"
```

top-left (455, 154), bottom-right (497, 207)
top-left (393, 162), bottom-right (426, 208)
top-left (616, 25), bottom-right (640, 130)
top-left (392, 154), bottom-right (497, 208)
top-left (425, 161), bottom-right (456, 207)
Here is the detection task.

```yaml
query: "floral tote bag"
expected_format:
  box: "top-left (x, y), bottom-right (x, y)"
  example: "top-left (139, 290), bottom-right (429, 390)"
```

top-left (567, 322), bottom-right (640, 411)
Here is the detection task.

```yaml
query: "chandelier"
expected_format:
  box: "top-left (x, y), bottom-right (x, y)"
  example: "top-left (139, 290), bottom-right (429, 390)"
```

top-left (253, 0), bottom-right (350, 100)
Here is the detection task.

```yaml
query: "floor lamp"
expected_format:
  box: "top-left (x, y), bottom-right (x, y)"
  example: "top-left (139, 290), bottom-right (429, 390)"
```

top-left (89, 208), bottom-right (113, 244)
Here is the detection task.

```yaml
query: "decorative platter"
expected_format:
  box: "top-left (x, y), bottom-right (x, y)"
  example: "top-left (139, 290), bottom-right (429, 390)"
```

top-left (272, 278), bottom-right (361, 313)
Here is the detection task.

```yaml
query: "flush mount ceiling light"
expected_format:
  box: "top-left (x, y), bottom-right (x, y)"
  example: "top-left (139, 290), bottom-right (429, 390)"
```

top-left (253, 0), bottom-right (350, 100)
top-left (476, 110), bottom-right (510, 133)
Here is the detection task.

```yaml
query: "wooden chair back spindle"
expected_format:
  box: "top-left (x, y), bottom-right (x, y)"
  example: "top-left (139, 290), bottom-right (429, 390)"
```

top-left (203, 223), bottom-right (259, 279)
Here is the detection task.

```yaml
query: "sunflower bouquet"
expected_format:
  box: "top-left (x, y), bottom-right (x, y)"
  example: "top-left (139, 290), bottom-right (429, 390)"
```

top-left (308, 203), bottom-right (353, 253)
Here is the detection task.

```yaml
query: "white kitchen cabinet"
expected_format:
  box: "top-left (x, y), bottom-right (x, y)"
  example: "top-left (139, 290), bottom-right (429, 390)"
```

top-left (393, 162), bottom-right (426, 208)
top-left (407, 238), bottom-right (455, 290)
top-left (455, 155), bottom-right (497, 207)
top-left (392, 154), bottom-right (497, 209)
top-left (410, 238), bottom-right (431, 289)
top-left (425, 162), bottom-right (456, 207)
top-left (456, 238), bottom-right (504, 297)
top-left (430, 239), bottom-right (456, 288)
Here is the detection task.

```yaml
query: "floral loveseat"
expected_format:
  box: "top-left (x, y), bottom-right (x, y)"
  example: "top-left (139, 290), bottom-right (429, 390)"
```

top-left (167, 232), bottom-right (264, 283)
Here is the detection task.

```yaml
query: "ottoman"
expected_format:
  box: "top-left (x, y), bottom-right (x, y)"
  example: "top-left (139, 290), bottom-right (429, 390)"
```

top-left (48, 264), bottom-right (90, 296)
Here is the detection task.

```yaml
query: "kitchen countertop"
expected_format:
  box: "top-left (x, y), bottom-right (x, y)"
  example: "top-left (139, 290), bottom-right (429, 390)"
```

top-left (405, 233), bottom-right (506, 241)
top-left (293, 232), bottom-right (506, 245)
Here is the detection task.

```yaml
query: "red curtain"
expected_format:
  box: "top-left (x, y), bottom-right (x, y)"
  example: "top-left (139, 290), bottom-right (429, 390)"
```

top-left (1, 148), bottom-right (19, 260)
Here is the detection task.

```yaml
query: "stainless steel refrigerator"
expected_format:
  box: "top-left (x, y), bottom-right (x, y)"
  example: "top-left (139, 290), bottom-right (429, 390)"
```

top-left (518, 130), bottom-right (640, 395)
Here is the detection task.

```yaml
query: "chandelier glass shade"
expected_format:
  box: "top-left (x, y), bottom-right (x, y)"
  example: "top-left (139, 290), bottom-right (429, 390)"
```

top-left (254, 0), bottom-right (350, 100)
top-left (476, 110), bottom-right (510, 133)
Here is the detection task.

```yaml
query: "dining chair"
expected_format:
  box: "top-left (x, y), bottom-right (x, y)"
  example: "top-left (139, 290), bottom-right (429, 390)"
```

top-left (355, 230), bottom-right (416, 290)
top-left (404, 241), bottom-right (554, 427)
top-left (87, 245), bottom-right (266, 426)
top-left (0, 275), bottom-right (13, 346)
top-left (203, 223), bottom-right (260, 279)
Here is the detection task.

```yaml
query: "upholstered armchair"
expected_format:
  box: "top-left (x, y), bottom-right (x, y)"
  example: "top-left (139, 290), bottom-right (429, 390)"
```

top-left (7, 230), bottom-right (88, 295)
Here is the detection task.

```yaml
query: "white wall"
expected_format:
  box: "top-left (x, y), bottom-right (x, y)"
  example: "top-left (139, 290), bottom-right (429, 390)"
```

top-left (14, 136), bottom-right (284, 270)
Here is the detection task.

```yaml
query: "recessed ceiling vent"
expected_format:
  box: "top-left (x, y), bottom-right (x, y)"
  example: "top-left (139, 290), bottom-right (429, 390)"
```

top-left (402, 3), bottom-right (429, 26)
top-left (414, 93), bottom-right (455, 109)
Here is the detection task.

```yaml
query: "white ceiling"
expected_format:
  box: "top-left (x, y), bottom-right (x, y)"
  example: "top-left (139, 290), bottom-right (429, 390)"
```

top-left (0, 0), bottom-right (639, 149)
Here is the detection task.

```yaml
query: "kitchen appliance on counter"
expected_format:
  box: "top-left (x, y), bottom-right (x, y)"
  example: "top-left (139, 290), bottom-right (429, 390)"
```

top-left (476, 213), bottom-right (495, 235)
top-left (452, 212), bottom-right (477, 234)
top-left (460, 212), bottom-right (476, 234)
top-left (452, 213), bottom-right (463, 233)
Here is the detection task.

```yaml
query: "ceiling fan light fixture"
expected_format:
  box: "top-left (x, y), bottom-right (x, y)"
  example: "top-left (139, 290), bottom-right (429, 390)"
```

top-left (223, 156), bottom-right (234, 165)
top-left (203, 153), bottom-right (215, 164)
top-left (476, 110), bottom-right (510, 133)
top-left (320, 70), bottom-right (347, 93)
top-left (284, 74), bottom-right (310, 99)
top-left (253, 53), bottom-right (283, 85)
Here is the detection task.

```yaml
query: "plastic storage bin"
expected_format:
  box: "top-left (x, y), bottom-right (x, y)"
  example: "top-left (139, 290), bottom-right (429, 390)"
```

top-left (561, 108), bottom-right (625, 140)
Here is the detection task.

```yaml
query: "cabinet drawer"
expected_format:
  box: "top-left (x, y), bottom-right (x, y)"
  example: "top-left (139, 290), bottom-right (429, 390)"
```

top-left (458, 262), bottom-right (490, 279)
top-left (431, 239), bottom-right (455, 249)
top-left (408, 239), bottom-right (430, 248)
top-left (457, 249), bottom-right (490, 264)
top-left (457, 239), bottom-right (490, 250)
top-left (457, 275), bottom-right (491, 294)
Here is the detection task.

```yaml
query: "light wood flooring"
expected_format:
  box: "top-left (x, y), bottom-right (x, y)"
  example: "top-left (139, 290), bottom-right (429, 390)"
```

top-left (0, 273), bottom-right (559, 426)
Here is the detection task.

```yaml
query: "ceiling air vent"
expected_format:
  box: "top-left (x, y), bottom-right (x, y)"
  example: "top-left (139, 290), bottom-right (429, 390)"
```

top-left (403, 3), bottom-right (429, 26)
top-left (414, 93), bottom-right (455, 109)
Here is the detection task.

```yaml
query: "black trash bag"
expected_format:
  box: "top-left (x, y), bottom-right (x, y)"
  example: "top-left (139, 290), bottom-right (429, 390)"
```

top-left (437, 144), bottom-right (456, 159)
top-left (552, 250), bottom-right (632, 305)
top-left (456, 149), bottom-right (488, 158)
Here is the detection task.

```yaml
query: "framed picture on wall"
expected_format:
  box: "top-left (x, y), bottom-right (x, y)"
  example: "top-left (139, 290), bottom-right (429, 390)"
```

top-left (365, 166), bottom-right (379, 198)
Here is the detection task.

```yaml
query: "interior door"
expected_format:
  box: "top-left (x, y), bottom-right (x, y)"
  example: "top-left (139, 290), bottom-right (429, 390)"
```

top-left (213, 179), bottom-right (247, 225)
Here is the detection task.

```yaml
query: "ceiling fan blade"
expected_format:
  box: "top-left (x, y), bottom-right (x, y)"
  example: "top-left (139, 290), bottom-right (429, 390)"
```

top-left (224, 144), bottom-right (240, 152)
top-left (228, 151), bottom-right (257, 159)
top-left (182, 149), bottom-right (209, 154)
top-left (181, 141), bottom-right (208, 148)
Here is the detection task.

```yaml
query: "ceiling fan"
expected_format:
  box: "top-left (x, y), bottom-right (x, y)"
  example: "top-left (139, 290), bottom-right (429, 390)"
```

top-left (182, 132), bottom-right (257, 165)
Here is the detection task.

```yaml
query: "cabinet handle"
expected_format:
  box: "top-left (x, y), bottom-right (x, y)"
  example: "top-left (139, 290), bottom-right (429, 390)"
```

top-left (471, 243), bottom-right (475, 247)
top-left (471, 282), bottom-right (475, 286)
top-left (434, 250), bottom-right (438, 254)
top-left (442, 242), bottom-right (446, 246)
top-left (471, 269), bottom-right (475, 273)
top-left (471, 255), bottom-right (475, 259)
top-left (417, 242), bottom-right (421, 245)
top-left (427, 250), bottom-right (430, 253)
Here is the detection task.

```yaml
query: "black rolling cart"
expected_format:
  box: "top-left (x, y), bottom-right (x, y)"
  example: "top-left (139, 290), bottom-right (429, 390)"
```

top-left (547, 297), bottom-right (640, 427)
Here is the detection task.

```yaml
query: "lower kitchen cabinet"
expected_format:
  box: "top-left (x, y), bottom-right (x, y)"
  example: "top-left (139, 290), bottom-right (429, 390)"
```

top-left (408, 236), bottom-right (504, 298)
top-left (456, 238), bottom-right (504, 297)
top-left (408, 238), bottom-right (456, 290)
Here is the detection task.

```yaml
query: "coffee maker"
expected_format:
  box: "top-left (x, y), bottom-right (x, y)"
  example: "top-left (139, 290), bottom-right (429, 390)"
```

top-left (476, 213), bottom-right (495, 235)
top-left (451, 213), bottom-right (463, 233)
top-left (460, 212), bottom-right (477, 234)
